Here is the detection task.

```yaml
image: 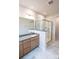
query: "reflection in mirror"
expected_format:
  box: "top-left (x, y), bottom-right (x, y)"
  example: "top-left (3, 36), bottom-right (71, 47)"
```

top-left (19, 17), bottom-right (35, 35)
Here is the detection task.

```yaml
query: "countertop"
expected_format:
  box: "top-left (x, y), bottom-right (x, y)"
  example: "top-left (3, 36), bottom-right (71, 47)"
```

top-left (19, 33), bottom-right (38, 41)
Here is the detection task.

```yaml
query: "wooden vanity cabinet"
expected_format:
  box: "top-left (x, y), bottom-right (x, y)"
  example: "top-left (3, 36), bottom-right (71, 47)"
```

top-left (19, 35), bottom-right (39, 58)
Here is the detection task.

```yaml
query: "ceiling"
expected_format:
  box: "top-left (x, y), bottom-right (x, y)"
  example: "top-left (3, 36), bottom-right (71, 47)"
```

top-left (19, 0), bottom-right (59, 17)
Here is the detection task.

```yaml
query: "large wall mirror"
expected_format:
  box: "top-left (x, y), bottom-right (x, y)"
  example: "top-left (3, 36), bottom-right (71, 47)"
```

top-left (19, 17), bottom-right (35, 35)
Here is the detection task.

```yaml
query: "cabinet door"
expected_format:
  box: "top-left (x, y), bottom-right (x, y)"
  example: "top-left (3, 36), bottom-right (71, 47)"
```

top-left (19, 41), bottom-right (23, 57)
top-left (31, 36), bottom-right (39, 50)
top-left (23, 39), bottom-right (31, 55)
top-left (23, 39), bottom-right (31, 49)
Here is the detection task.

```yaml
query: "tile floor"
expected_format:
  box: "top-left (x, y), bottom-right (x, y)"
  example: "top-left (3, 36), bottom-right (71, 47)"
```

top-left (21, 40), bottom-right (59, 59)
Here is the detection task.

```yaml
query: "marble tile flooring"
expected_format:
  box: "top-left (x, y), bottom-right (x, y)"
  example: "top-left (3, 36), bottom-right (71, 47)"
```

top-left (21, 40), bottom-right (59, 59)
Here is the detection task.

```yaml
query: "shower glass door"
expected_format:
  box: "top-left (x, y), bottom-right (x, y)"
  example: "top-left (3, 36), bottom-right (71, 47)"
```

top-left (42, 20), bottom-right (52, 43)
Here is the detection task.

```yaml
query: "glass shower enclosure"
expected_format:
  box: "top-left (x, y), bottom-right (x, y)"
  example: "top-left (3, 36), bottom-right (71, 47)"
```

top-left (35, 19), bottom-right (53, 43)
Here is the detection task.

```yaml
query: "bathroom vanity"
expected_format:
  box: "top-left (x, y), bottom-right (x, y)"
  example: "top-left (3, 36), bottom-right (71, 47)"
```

top-left (19, 33), bottom-right (39, 58)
